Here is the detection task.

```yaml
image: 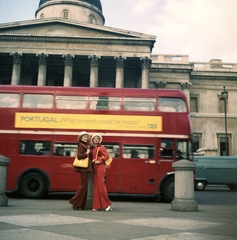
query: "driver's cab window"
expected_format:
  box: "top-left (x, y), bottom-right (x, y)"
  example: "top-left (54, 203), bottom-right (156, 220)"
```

top-left (160, 139), bottom-right (173, 158)
top-left (176, 140), bottom-right (192, 160)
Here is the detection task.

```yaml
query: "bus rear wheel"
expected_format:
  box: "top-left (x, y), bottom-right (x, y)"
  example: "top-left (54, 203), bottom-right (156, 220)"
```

top-left (20, 172), bottom-right (47, 199)
top-left (161, 177), bottom-right (174, 203)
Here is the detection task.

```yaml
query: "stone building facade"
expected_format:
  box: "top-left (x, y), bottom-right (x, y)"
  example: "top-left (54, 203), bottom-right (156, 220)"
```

top-left (0, 0), bottom-right (237, 156)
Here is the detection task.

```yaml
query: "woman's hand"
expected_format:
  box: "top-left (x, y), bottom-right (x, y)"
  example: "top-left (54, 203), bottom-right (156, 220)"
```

top-left (92, 159), bottom-right (101, 164)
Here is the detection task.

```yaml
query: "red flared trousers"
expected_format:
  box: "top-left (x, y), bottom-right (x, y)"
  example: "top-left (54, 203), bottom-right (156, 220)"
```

top-left (69, 172), bottom-right (89, 209)
top-left (93, 164), bottom-right (111, 209)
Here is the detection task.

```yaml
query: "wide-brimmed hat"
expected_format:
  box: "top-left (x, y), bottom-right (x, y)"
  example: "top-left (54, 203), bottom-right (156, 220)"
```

top-left (77, 131), bottom-right (89, 141)
top-left (91, 134), bottom-right (102, 145)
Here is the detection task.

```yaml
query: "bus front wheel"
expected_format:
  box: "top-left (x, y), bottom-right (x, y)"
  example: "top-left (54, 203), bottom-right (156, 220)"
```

top-left (20, 172), bottom-right (47, 199)
top-left (161, 177), bottom-right (174, 203)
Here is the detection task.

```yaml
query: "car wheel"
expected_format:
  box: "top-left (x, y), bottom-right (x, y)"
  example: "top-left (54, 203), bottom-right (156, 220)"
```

top-left (228, 184), bottom-right (237, 191)
top-left (161, 177), bottom-right (174, 203)
top-left (20, 172), bottom-right (47, 199)
top-left (195, 181), bottom-right (206, 191)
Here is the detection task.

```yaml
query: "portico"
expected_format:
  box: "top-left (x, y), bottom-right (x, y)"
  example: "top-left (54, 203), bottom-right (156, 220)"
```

top-left (0, 17), bottom-right (155, 88)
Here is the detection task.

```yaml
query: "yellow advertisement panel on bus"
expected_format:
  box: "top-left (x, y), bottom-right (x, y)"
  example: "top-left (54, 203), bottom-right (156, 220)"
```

top-left (15, 112), bottom-right (162, 132)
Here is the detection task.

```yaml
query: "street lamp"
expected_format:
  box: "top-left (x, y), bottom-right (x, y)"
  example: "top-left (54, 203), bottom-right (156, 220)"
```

top-left (221, 86), bottom-right (228, 156)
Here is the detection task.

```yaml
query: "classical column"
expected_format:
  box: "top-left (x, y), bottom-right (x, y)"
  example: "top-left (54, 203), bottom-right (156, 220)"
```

top-left (181, 82), bottom-right (192, 108)
top-left (10, 52), bottom-right (22, 85)
top-left (36, 53), bottom-right (48, 86)
top-left (63, 54), bottom-right (74, 87)
top-left (141, 57), bottom-right (151, 89)
top-left (115, 56), bottom-right (126, 88)
top-left (89, 55), bottom-right (100, 87)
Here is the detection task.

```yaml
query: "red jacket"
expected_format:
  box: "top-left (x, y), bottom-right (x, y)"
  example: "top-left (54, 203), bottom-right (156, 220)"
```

top-left (73, 141), bottom-right (92, 173)
top-left (90, 144), bottom-right (110, 164)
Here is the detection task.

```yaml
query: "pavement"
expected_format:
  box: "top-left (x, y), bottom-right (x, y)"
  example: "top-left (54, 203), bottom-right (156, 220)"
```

top-left (0, 191), bottom-right (237, 240)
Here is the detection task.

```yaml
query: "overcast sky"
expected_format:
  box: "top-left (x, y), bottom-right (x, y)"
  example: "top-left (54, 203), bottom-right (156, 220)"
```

top-left (0, 0), bottom-right (236, 63)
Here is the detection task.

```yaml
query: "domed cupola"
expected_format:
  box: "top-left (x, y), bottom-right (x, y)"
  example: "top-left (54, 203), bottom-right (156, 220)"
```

top-left (35, 0), bottom-right (104, 25)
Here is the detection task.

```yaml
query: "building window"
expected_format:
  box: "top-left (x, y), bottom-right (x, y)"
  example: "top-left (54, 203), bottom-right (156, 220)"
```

top-left (190, 94), bottom-right (199, 113)
top-left (217, 134), bottom-right (230, 156)
top-left (89, 14), bottom-right (96, 24)
top-left (40, 14), bottom-right (44, 19)
top-left (63, 9), bottom-right (69, 19)
top-left (192, 134), bottom-right (202, 152)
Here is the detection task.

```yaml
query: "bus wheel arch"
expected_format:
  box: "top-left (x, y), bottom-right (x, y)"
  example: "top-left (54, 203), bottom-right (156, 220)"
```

top-left (19, 170), bottom-right (49, 199)
top-left (160, 174), bottom-right (174, 203)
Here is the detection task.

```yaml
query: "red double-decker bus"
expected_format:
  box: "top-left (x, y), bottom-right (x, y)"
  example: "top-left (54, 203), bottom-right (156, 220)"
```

top-left (0, 85), bottom-right (193, 202)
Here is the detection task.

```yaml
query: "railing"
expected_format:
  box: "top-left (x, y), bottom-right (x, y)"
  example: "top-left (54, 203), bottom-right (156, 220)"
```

top-left (151, 54), bottom-right (237, 71)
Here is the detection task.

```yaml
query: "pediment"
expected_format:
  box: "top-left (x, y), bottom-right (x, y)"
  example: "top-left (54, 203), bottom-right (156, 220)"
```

top-left (0, 18), bottom-right (156, 41)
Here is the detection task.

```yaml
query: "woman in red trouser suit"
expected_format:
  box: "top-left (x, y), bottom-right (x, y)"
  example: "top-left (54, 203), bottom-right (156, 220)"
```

top-left (90, 134), bottom-right (112, 211)
top-left (69, 131), bottom-right (92, 210)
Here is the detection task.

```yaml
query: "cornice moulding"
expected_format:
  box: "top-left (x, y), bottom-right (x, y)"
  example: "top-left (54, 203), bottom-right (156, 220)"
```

top-left (0, 35), bottom-right (154, 47)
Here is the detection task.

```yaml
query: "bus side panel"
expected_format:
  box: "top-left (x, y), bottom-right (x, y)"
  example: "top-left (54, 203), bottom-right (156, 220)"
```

top-left (105, 158), bottom-right (121, 193)
top-left (120, 157), bottom-right (157, 194)
top-left (0, 137), bottom-right (10, 156)
top-left (50, 156), bottom-right (80, 192)
top-left (0, 137), bottom-right (18, 191)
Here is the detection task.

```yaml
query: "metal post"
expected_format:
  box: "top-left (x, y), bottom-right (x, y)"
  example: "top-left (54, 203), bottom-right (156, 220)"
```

top-left (221, 86), bottom-right (228, 156)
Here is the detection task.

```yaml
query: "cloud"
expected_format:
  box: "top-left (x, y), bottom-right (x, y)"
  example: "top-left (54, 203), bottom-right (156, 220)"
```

top-left (124, 0), bottom-right (161, 16)
top-left (147, 0), bottom-right (237, 62)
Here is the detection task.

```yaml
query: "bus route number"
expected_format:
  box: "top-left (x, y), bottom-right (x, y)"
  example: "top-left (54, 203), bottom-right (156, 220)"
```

top-left (148, 124), bottom-right (157, 129)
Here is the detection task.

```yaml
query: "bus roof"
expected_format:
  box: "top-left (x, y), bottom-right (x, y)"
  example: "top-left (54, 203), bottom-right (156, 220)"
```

top-left (0, 85), bottom-right (186, 99)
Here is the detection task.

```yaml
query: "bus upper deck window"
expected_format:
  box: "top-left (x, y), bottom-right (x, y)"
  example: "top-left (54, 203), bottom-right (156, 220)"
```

top-left (23, 94), bottom-right (53, 108)
top-left (158, 98), bottom-right (187, 112)
top-left (56, 96), bottom-right (87, 109)
top-left (124, 98), bottom-right (155, 111)
top-left (96, 96), bottom-right (109, 110)
top-left (0, 93), bottom-right (20, 108)
top-left (90, 96), bottom-right (121, 110)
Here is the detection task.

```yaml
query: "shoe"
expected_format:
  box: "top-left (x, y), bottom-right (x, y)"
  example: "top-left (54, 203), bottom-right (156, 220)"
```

top-left (72, 205), bottom-right (80, 210)
top-left (92, 209), bottom-right (98, 211)
top-left (105, 205), bottom-right (112, 211)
